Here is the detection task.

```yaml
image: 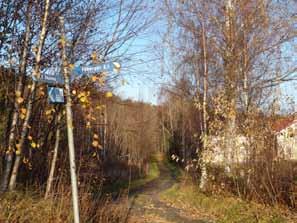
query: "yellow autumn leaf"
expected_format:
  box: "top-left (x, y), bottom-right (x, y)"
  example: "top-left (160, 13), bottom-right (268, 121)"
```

top-left (20, 113), bottom-right (26, 120)
top-left (17, 97), bottom-right (24, 104)
top-left (105, 92), bottom-right (113, 98)
top-left (39, 90), bottom-right (45, 96)
top-left (32, 45), bottom-right (38, 53)
top-left (20, 108), bottom-right (27, 114)
top-left (92, 152), bottom-right (97, 157)
top-left (47, 115), bottom-right (53, 121)
top-left (68, 64), bottom-right (74, 70)
top-left (31, 142), bottom-right (37, 148)
top-left (78, 92), bottom-right (86, 98)
top-left (91, 52), bottom-right (97, 62)
top-left (23, 157), bottom-right (28, 164)
top-left (80, 96), bottom-right (87, 103)
top-left (113, 62), bottom-right (121, 70)
top-left (92, 140), bottom-right (99, 147)
top-left (15, 150), bottom-right (21, 155)
top-left (113, 62), bottom-right (121, 73)
top-left (45, 110), bottom-right (51, 116)
top-left (98, 78), bottom-right (105, 86)
top-left (59, 38), bottom-right (66, 46)
top-left (15, 90), bottom-right (21, 97)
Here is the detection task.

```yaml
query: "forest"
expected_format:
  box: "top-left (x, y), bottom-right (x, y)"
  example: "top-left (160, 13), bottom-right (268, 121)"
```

top-left (0, 0), bottom-right (297, 222)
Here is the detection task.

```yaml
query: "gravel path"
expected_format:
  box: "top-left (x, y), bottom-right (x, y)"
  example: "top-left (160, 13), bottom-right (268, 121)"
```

top-left (126, 161), bottom-right (212, 223)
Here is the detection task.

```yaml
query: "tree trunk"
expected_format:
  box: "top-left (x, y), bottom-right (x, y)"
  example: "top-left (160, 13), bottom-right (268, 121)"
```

top-left (60, 16), bottom-right (80, 223)
top-left (199, 20), bottom-right (208, 190)
top-left (103, 104), bottom-right (107, 159)
top-left (45, 112), bottom-right (61, 199)
top-left (8, 0), bottom-right (50, 191)
top-left (0, 2), bottom-right (32, 192)
top-left (224, 0), bottom-right (237, 168)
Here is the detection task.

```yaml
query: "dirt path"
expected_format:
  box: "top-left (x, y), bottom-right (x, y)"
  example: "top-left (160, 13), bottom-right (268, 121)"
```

top-left (126, 160), bottom-right (212, 223)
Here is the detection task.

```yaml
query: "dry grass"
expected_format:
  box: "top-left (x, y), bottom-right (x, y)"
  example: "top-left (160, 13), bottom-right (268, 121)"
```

top-left (0, 185), bottom-right (129, 223)
top-left (161, 182), bottom-right (297, 223)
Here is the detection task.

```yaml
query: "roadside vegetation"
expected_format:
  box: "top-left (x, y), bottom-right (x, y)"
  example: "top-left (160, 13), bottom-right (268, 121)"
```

top-left (161, 182), bottom-right (297, 223)
top-left (105, 154), bottom-right (161, 193)
top-left (0, 0), bottom-right (297, 222)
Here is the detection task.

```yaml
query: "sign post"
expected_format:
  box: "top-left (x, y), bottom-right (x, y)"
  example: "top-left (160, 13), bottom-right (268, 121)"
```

top-left (59, 16), bottom-right (80, 223)
top-left (32, 17), bottom-right (121, 223)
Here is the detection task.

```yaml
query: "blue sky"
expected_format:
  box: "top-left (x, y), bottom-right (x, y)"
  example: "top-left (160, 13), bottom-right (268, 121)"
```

top-left (114, 15), bottom-right (165, 105)
top-left (113, 3), bottom-right (297, 111)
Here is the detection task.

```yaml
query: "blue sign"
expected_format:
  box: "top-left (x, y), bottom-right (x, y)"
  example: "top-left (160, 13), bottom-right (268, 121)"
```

top-left (39, 73), bottom-right (64, 85)
top-left (72, 62), bottom-right (116, 78)
top-left (34, 62), bottom-right (120, 85)
top-left (48, 87), bottom-right (64, 104)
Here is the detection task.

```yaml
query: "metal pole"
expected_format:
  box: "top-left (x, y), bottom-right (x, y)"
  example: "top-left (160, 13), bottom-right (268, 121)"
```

top-left (59, 16), bottom-right (80, 223)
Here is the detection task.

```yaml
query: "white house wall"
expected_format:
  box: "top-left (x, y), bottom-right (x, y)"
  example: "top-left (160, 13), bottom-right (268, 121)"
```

top-left (277, 122), bottom-right (297, 160)
top-left (206, 136), bottom-right (249, 164)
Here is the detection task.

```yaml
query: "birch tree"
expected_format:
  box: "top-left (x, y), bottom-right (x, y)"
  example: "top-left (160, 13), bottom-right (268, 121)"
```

top-left (44, 111), bottom-right (61, 198)
top-left (0, 1), bottom-right (33, 192)
top-left (162, 0), bottom-right (297, 189)
top-left (8, 0), bottom-right (51, 191)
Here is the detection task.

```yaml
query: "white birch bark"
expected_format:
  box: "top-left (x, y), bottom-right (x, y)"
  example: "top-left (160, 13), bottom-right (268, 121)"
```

top-left (199, 20), bottom-right (209, 190)
top-left (45, 112), bottom-right (61, 199)
top-left (8, 0), bottom-right (51, 191)
top-left (0, 2), bottom-right (32, 192)
top-left (60, 16), bottom-right (80, 223)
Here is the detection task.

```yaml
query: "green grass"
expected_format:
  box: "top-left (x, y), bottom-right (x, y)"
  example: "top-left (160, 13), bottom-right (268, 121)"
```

top-left (129, 159), bottom-right (160, 189)
top-left (163, 156), bottom-right (182, 179)
top-left (106, 154), bottom-right (161, 193)
top-left (160, 183), bottom-right (294, 223)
